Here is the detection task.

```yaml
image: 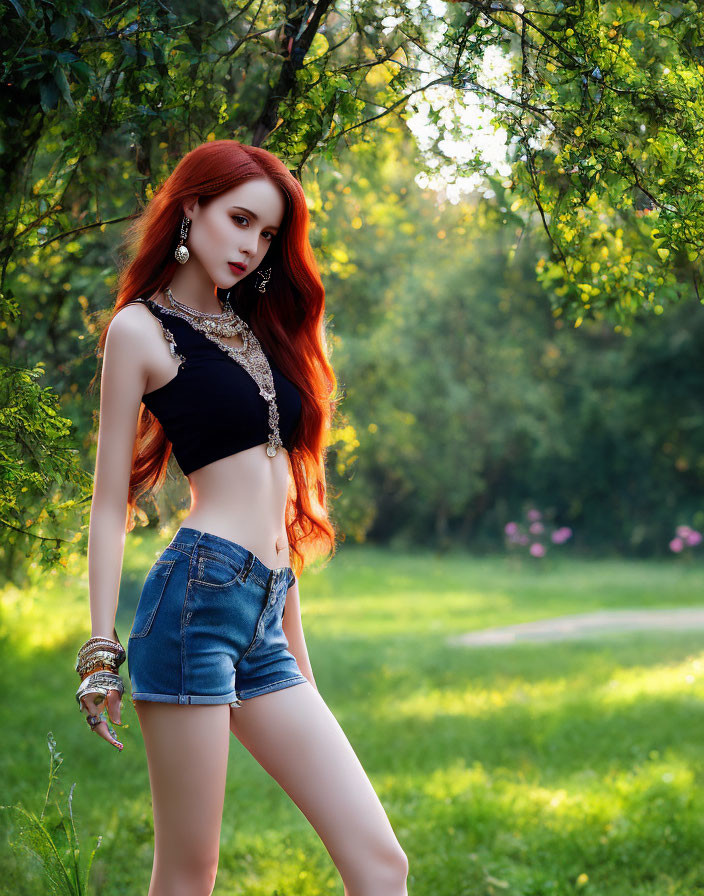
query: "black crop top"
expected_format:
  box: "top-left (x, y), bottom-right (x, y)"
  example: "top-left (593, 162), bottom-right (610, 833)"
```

top-left (127, 297), bottom-right (303, 476)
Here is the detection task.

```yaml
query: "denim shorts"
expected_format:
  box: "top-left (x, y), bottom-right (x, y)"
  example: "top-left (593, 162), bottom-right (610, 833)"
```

top-left (127, 526), bottom-right (308, 707)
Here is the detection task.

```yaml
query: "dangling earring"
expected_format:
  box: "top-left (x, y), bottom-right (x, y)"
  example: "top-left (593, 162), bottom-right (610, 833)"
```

top-left (174, 216), bottom-right (191, 264)
top-left (256, 267), bottom-right (272, 294)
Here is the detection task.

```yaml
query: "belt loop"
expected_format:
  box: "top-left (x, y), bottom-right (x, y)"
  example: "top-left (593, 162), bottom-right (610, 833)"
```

top-left (264, 569), bottom-right (275, 596)
top-left (239, 553), bottom-right (255, 583)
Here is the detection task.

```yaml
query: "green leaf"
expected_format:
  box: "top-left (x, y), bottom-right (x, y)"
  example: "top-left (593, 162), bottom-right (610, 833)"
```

top-left (7, 0), bottom-right (25, 17)
top-left (1, 805), bottom-right (75, 895)
top-left (68, 60), bottom-right (94, 85)
top-left (39, 78), bottom-right (59, 113)
top-left (53, 68), bottom-right (75, 110)
top-left (50, 19), bottom-right (68, 40)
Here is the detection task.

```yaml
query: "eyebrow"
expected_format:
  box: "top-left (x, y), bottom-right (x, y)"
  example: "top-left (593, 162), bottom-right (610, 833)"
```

top-left (230, 206), bottom-right (280, 231)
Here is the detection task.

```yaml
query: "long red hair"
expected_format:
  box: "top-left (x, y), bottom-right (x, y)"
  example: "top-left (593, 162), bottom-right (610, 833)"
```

top-left (91, 140), bottom-right (341, 575)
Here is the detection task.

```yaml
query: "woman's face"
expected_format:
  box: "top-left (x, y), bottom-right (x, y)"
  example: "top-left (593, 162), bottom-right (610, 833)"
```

top-left (183, 177), bottom-right (286, 290)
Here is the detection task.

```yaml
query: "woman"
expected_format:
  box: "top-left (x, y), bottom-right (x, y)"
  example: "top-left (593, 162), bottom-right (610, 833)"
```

top-left (74, 140), bottom-right (409, 896)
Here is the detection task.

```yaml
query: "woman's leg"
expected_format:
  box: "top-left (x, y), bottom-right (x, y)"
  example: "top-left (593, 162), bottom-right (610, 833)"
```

top-left (133, 700), bottom-right (231, 896)
top-left (229, 681), bottom-right (409, 896)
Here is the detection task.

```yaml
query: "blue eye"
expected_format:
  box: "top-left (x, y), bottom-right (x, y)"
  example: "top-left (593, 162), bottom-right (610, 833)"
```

top-left (231, 215), bottom-right (274, 241)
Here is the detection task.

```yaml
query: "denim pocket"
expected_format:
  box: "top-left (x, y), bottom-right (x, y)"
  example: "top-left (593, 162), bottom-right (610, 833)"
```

top-left (194, 547), bottom-right (247, 589)
top-left (130, 559), bottom-right (176, 639)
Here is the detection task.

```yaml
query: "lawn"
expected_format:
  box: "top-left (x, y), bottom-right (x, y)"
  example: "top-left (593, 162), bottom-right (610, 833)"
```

top-left (1, 529), bottom-right (703, 896)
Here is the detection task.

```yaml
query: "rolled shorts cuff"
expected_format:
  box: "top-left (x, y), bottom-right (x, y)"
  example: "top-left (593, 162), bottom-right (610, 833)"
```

top-left (235, 674), bottom-right (309, 701)
top-left (130, 689), bottom-right (239, 705)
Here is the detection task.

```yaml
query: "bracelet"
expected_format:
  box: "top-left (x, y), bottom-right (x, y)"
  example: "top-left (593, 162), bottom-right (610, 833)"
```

top-left (77, 626), bottom-right (123, 655)
top-left (76, 650), bottom-right (124, 677)
top-left (76, 628), bottom-right (125, 672)
top-left (76, 650), bottom-right (125, 675)
top-left (76, 669), bottom-right (125, 708)
top-left (78, 635), bottom-right (121, 652)
top-left (77, 638), bottom-right (123, 662)
top-left (79, 660), bottom-right (119, 680)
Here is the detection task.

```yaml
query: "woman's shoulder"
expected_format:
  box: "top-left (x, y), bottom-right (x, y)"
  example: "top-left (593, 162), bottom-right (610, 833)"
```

top-left (114, 296), bottom-right (176, 328)
top-left (108, 298), bottom-right (173, 349)
top-left (122, 295), bottom-right (165, 313)
top-left (109, 297), bottom-right (149, 327)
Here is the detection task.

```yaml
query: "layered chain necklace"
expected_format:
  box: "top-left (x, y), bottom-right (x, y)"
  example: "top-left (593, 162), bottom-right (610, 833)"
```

top-left (161, 286), bottom-right (282, 458)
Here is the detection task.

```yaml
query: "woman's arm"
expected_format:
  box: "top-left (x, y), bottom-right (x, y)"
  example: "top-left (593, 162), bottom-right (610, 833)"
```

top-left (282, 576), bottom-right (317, 690)
top-left (88, 306), bottom-right (150, 639)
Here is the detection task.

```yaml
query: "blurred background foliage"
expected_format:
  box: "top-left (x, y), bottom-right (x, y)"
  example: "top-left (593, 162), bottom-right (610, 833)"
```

top-left (1, 0), bottom-right (703, 580)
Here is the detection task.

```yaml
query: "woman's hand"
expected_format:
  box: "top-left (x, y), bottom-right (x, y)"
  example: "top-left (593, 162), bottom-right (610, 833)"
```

top-left (77, 666), bottom-right (125, 750)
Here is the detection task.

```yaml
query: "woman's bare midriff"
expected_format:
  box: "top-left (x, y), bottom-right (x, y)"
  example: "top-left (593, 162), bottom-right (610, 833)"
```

top-left (141, 290), bottom-right (292, 571)
top-left (180, 445), bottom-right (292, 571)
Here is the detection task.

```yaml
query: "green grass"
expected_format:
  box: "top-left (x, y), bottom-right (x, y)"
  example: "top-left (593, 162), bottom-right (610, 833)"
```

top-left (1, 531), bottom-right (704, 895)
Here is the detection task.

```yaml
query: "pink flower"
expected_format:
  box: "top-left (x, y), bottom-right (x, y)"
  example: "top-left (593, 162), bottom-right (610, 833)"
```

top-left (686, 531), bottom-right (702, 546)
top-left (530, 542), bottom-right (546, 557)
top-left (527, 509), bottom-right (542, 521)
top-left (529, 521), bottom-right (545, 535)
top-left (519, 534), bottom-right (530, 545)
top-left (504, 522), bottom-right (519, 535)
top-left (676, 525), bottom-right (692, 538)
top-left (669, 537), bottom-right (684, 553)
top-left (551, 527), bottom-right (573, 544)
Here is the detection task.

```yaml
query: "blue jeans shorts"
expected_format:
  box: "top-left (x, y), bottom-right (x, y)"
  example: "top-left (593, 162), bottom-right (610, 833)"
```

top-left (127, 526), bottom-right (309, 707)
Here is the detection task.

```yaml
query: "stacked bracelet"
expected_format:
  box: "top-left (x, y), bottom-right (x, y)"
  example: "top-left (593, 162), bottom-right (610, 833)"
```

top-left (75, 628), bottom-right (126, 676)
top-left (76, 649), bottom-right (126, 678)
top-left (74, 627), bottom-right (126, 731)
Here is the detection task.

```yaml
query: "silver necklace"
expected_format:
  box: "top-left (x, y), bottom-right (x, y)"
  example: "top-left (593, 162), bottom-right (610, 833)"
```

top-left (160, 287), bottom-right (283, 458)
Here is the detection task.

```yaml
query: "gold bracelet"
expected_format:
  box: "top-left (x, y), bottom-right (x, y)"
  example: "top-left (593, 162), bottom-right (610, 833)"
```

top-left (76, 649), bottom-right (123, 674)
top-left (78, 659), bottom-right (120, 679)
top-left (80, 662), bottom-right (115, 682)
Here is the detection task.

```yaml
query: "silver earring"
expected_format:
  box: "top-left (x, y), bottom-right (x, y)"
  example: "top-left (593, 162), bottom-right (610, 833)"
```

top-left (256, 267), bottom-right (272, 294)
top-left (175, 216), bottom-right (191, 264)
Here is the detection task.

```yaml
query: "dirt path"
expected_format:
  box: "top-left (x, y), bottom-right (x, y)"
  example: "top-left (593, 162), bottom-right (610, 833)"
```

top-left (448, 607), bottom-right (704, 646)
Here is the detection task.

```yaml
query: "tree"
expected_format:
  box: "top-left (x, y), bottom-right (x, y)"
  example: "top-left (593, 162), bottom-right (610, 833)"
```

top-left (2, 0), bottom-right (702, 566)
